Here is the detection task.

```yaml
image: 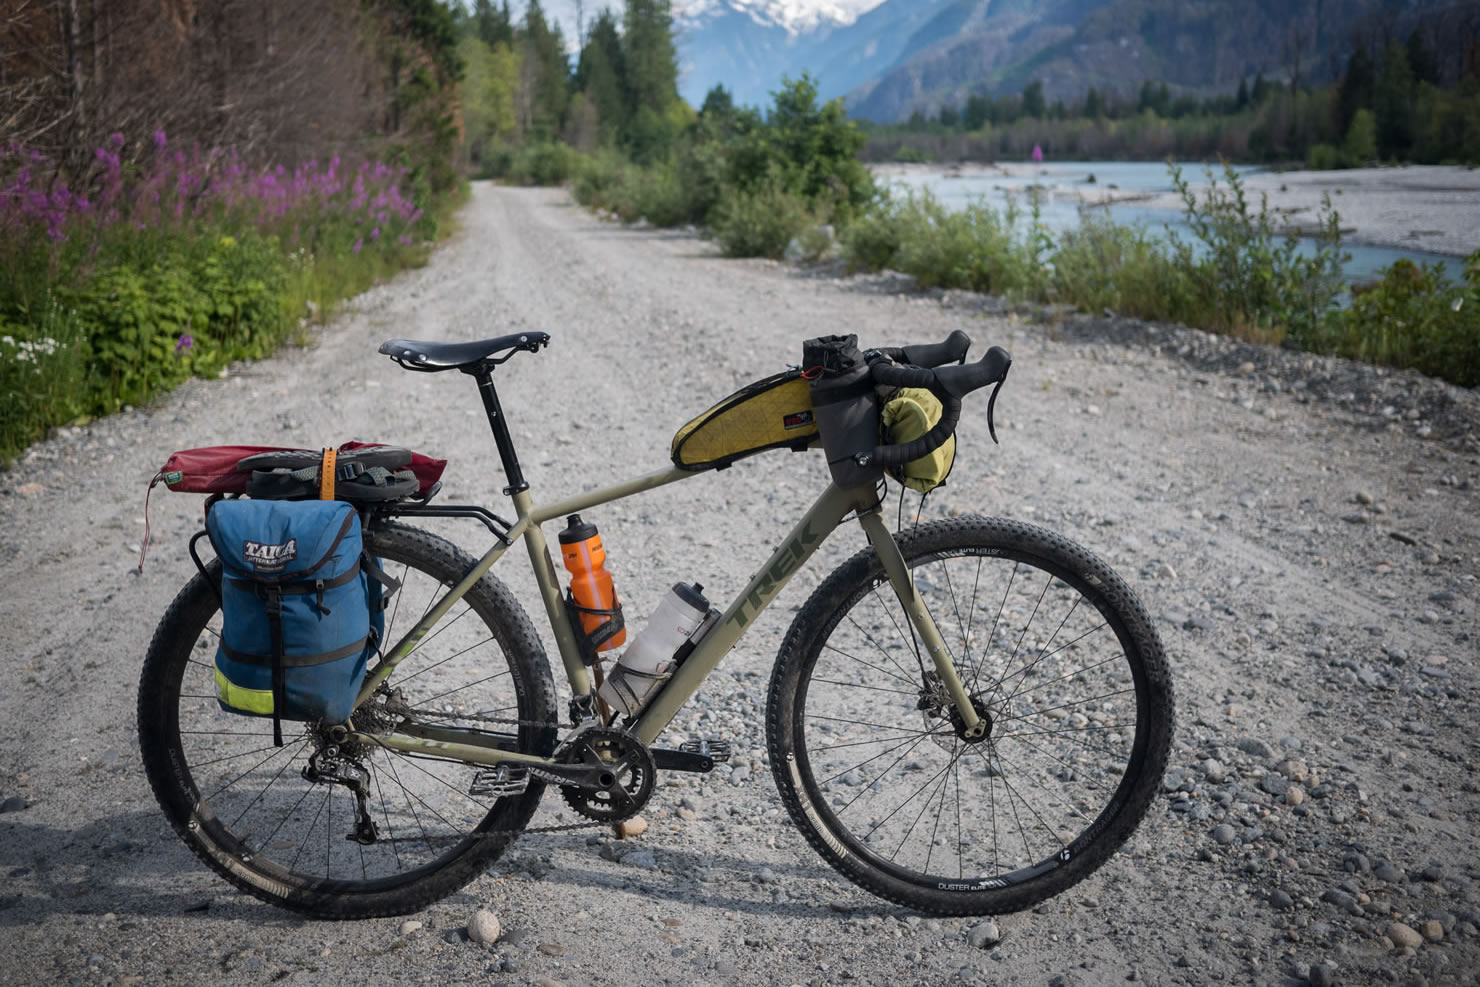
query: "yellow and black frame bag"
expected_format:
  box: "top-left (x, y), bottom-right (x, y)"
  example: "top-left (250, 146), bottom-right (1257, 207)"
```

top-left (671, 369), bottom-right (820, 470)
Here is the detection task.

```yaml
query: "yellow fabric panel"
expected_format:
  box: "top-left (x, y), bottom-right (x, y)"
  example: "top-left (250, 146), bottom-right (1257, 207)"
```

top-left (672, 374), bottom-right (818, 468)
top-left (215, 667), bottom-right (274, 715)
top-left (881, 387), bottom-right (956, 493)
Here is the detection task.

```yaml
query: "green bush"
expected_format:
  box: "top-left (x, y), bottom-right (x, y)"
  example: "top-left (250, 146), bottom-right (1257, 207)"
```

top-left (1049, 213), bottom-right (1205, 324)
top-left (571, 150), bottom-right (633, 211)
top-left (711, 177), bottom-right (814, 259)
top-left (0, 301), bottom-right (90, 457)
top-left (844, 190), bottom-right (1036, 296)
top-left (499, 141), bottom-right (583, 185)
top-left (841, 193), bottom-right (908, 272)
top-left (1317, 252), bottom-right (1480, 386)
top-left (1168, 163), bottom-right (1347, 342)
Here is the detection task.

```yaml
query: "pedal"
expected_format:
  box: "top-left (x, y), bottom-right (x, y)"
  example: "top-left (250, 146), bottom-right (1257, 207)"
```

top-left (469, 764), bottom-right (530, 798)
top-left (679, 739), bottom-right (731, 763)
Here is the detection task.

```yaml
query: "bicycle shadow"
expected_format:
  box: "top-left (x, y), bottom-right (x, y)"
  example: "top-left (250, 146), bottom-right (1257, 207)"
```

top-left (0, 810), bottom-right (898, 925)
top-left (500, 833), bottom-right (902, 921)
top-left (0, 809), bottom-right (294, 925)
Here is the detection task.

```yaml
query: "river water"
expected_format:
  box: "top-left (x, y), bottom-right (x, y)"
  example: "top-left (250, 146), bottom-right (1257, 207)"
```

top-left (879, 161), bottom-right (1463, 285)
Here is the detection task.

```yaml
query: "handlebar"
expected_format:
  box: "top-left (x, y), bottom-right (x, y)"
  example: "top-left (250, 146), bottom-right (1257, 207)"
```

top-left (856, 335), bottom-right (1012, 471)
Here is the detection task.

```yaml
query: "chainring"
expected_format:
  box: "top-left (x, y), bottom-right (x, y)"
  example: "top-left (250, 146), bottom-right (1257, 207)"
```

top-left (557, 726), bottom-right (655, 823)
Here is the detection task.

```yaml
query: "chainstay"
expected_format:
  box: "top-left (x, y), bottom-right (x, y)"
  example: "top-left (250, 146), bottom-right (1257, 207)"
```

top-left (365, 704), bottom-right (615, 836)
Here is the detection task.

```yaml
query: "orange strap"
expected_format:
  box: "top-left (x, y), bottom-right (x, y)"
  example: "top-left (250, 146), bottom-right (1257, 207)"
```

top-left (319, 447), bottom-right (337, 500)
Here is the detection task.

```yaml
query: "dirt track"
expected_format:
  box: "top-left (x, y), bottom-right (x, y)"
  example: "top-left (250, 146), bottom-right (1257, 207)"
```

top-left (1, 184), bottom-right (1477, 987)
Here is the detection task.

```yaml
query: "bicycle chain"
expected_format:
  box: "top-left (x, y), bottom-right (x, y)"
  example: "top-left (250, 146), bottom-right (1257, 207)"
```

top-left (361, 700), bottom-right (612, 836)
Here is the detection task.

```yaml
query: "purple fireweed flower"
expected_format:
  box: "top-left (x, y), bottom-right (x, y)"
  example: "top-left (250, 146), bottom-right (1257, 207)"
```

top-left (154, 130), bottom-right (168, 150)
top-left (109, 132), bottom-right (124, 148)
top-left (370, 226), bottom-right (379, 240)
top-left (352, 238), bottom-right (363, 255)
top-left (175, 334), bottom-right (194, 354)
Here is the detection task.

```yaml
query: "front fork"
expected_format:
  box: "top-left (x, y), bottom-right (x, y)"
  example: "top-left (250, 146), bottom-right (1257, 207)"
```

top-left (856, 508), bottom-right (987, 740)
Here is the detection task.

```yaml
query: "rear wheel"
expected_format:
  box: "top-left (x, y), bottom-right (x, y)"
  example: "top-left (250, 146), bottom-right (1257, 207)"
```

top-left (138, 522), bottom-right (557, 918)
top-left (766, 516), bottom-right (1173, 915)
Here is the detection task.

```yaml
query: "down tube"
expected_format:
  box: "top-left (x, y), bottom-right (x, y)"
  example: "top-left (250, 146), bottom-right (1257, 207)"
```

top-left (629, 483), bottom-right (875, 745)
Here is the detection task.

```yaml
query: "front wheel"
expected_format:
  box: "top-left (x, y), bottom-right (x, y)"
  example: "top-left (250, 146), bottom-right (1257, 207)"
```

top-left (138, 522), bottom-right (557, 918)
top-left (766, 515), bottom-right (1173, 915)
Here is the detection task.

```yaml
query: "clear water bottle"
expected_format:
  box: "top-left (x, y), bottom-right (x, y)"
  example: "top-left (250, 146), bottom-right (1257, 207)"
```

top-left (599, 582), bottom-right (715, 717)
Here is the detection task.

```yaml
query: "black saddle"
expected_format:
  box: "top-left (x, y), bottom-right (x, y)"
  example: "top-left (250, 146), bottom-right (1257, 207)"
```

top-left (379, 332), bottom-right (550, 372)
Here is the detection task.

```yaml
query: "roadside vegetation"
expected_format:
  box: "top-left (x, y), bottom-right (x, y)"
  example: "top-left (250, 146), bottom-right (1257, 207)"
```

top-left (0, 0), bottom-right (465, 464)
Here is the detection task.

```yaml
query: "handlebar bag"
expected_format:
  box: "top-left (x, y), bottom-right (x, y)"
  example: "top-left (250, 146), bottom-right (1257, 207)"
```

top-left (802, 334), bottom-right (884, 490)
top-left (206, 499), bottom-right (387, 743)
top-left (880, 387), bottom-right (956, 493)
top-left (671, 369), bottom-right (819, 470)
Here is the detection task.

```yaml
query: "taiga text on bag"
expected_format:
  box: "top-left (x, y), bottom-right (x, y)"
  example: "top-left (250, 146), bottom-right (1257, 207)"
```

top-left (206, 500), bottom-right (395, 744)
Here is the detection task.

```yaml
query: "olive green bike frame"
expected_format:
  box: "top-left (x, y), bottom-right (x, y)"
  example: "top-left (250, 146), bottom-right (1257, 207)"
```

top-left (352, 464), bottom-right (986, 768)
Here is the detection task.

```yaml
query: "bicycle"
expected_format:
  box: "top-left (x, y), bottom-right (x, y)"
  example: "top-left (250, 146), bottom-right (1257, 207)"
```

top-left (137, 329), bottom-right (1174, 919)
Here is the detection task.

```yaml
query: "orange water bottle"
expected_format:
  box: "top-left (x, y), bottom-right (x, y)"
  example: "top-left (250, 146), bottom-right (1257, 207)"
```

top-left (559, 514), bottom-right (626, 652)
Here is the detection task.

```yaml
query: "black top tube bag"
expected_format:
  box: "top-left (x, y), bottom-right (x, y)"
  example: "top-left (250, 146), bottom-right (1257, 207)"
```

top-left (802, 334), bottom-right (884, 490)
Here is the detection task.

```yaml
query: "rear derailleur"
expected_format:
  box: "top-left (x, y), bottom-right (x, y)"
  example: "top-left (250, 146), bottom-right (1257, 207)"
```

top-left (302, 740), bottom-right (379, 845)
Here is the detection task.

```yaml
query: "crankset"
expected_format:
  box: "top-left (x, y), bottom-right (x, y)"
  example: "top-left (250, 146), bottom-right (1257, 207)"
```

top-left (556, 726), bottom-right (656, 823)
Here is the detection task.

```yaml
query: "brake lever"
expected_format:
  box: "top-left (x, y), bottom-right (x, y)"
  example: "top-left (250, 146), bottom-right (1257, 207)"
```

top-left (985, 372), bottom-right (1009, 444)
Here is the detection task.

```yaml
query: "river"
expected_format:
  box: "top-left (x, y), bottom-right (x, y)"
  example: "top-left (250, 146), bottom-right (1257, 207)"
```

top-left (876, 161), bottom-right (1467, 285)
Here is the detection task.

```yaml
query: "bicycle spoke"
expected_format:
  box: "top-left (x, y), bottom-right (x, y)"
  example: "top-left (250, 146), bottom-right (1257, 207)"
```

top-left (994, 686), bottom-right (1135, 725)
top-left (846, 606), bottom-right (924, 685)
top-left (821, 641), bottom-right (922, 690)
top-left (817, 731), bottom-right (929, 788)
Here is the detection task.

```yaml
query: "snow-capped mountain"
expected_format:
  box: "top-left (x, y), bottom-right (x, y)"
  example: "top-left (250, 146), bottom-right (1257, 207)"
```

top-left (674, 0), bottom-right (884, 36)
top-left (674, 0), bottom-right (954, 110)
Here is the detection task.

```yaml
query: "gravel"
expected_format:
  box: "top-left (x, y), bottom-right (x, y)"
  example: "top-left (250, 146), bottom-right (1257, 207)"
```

top-left (0, 184), bottom-right (1476, 986)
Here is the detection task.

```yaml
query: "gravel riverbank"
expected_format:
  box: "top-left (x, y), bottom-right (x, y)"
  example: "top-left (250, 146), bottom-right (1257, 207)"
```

top-left (0, 183), bottom-right (1476, 987)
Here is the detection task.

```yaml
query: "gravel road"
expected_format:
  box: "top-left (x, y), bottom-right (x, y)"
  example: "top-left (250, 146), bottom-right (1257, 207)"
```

top-left (1, 183), bottom-right (1477, 987)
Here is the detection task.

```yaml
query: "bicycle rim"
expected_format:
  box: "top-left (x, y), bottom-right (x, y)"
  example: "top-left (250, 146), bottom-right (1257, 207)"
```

top-left (140, 524), bottom-right (554, 914)
top-left (774, 517), bottom-right (1169, 910)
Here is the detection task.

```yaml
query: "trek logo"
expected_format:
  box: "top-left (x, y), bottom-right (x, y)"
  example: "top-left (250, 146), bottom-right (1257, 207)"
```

top-left (782, 410), bottom-right (814, 430)
top-left (728, 522), bottom-right (820, 629)
top-left (242, 538), bottom-right (297, 573)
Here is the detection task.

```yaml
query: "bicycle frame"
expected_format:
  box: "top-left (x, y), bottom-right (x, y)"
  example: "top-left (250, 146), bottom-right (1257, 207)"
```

top-left (351, 464), bottom-right (986, 769)
top-left (349, 358), bottom-right (985, 769)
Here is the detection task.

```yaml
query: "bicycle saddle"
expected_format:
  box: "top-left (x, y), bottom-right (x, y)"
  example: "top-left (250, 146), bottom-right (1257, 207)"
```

top-left (379, 332), bottom-right (550, 372)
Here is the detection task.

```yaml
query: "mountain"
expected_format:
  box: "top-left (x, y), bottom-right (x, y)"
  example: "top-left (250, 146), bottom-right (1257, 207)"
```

top-left (674, 0), bottom-right (960, 109)
top-left (677, 0), bottom-right (1466, 122)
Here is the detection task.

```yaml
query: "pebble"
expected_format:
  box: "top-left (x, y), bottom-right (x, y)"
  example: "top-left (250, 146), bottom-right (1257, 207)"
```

top-left (467, 909), bottom-right (500, 945)
top-left (0, 797), bottom-right (25, 813)
top-left (623, 850), bottom-right (658, 870)
top-left (1269, 889), bottom-right (1294, 910)
top-left (966, 921), bottom-right (1001, 948)
top-left (1211, 823), bottom-right (1237, 845)
top-left (399, 920), bottom-right (422, 935)
top-left (1321, 889), bottom-right (1359, 914)
top-left (616, 815), bottom-right (648, 838)
top-left (1285, 785), bottom-right (1306, 806)
top-left (1162, 770), bottom-right (1184, 792)
top-left (1236, 737), bottom-right (1275, 759)
top-left (1420, 920), bottom-right (1443, 941)
top-left (1309, 962), bottom-right (1337, 987)
top-left (1374, 861), bottom-right (1404, 883)
top-left (1387, 922), bottom-right (1423, 948)
top-left (536, 943), bottom-right (565, 957)
top-left (1201, 758), bottom-right (1227, 783)
top-left (1260, 774), bottom-right (1291, 797)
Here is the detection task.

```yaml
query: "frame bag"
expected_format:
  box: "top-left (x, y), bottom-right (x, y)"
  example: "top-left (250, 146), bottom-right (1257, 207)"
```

top-left (206, 499), bottom-right (391, 744)
top-left (670, 369), bottom-right (819, 470)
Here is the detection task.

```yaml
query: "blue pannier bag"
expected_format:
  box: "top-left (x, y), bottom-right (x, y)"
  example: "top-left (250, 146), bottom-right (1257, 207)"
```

top-left (206, 499), bottom-right (387, 744)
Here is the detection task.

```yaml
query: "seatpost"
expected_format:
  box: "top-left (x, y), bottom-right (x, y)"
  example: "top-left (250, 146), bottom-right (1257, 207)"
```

top-left (469, 364), bottom-right (528, 495)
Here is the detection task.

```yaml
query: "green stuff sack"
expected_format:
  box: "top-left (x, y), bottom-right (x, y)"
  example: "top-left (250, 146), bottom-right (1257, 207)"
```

top-left (881, 387), bottom-right (956, 493)
top-left (671, 369), bottom-right (819, 470)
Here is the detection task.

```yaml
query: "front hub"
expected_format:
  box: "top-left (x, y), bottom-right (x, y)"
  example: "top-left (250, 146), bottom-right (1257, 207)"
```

top-left (950, 694), bottom-right (993, 744)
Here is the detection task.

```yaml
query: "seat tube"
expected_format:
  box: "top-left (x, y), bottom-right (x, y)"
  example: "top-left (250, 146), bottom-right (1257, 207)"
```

top-left (856, 508), bottom-right (986, 739)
